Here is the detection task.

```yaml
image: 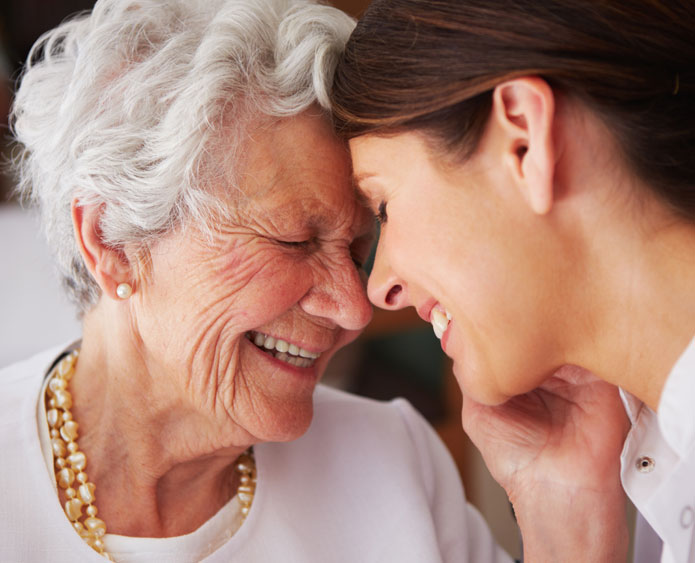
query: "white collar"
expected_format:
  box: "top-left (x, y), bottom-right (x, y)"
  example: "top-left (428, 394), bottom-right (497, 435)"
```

top-left (620, 336), bottom-right (695, 457)
top-left (657, 337), bottom-right (695, 457)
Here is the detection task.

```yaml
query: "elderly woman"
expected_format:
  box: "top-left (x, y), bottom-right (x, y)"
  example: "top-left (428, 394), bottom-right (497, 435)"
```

top-left (0, 0), bottom-right (511, 561)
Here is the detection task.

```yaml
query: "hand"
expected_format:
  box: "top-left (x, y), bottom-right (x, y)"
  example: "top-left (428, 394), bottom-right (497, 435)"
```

top-left (462, 365), bottom-right (630, 562)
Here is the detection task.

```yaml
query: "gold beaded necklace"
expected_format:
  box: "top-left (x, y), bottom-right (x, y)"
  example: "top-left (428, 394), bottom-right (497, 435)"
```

top-left (45, 350), bottom-right (257, 560)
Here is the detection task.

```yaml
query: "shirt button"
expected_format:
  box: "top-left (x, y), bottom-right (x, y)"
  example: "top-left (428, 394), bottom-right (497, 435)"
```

top-left (636, 456), bottom-right (655, 473)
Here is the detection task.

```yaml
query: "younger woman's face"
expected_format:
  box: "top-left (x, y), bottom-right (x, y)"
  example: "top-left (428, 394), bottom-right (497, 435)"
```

top-left (350, 132), bottom-right (568, 406)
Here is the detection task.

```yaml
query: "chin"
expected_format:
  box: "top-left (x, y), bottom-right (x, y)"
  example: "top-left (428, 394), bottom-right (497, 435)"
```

top-left (453, 361), bottom-right (510, 407)
top-left (465, 388), bottom-right (511, 407)
top-left (251, 396), bottom-right (316, 444)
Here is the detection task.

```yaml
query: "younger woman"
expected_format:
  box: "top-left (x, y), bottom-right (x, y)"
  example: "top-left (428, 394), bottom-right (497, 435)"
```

top-left (332, 1), bottom-right (695, 561)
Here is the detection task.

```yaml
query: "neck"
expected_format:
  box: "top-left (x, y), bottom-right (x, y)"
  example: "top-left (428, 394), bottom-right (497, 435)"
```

top-left (549, 101), bottom-right (695, 412)
top-left (68, 305), bottom-right (252, 537)
top-left (568, 198), bottom-right (695, 411)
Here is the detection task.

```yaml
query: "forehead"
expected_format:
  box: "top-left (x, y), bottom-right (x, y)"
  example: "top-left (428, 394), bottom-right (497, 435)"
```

top-left (245, 114), bottom-right (346, 193)
top-left (231, 112), bottom-right (370, 233)
top-left (350, 133), bottom-right (430, 193)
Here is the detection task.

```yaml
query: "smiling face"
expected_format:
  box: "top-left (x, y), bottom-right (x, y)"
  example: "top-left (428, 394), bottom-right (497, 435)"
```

top-left (350, 131), bottom-right (570, 406)
top-left (130, 111), bottom-right (374, 444)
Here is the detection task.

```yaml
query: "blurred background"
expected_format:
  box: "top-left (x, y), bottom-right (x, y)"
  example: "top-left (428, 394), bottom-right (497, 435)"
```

top-left (0, 0), bottom-right (520, 558)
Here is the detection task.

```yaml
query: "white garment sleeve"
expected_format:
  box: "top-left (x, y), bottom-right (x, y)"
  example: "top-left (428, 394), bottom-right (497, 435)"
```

top-left (393, 398), bottom-right (513, 563)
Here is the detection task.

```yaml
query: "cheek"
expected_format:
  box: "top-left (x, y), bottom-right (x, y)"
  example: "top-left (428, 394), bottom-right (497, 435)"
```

top-left (449, 302), bottom-right (556, 405)
top-left (383, 222), bottom-right (438, 287)
top-left (139, 244), bottom-right (313, 362)
top-left (204, 247), bottom-right (314, 333)
top-left (440, 243), bottom-right (558, 402)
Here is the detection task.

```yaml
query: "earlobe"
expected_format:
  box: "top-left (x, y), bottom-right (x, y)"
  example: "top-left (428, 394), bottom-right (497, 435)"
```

top-left (492, 77), bottom-right (556, 215)
top-left (71, 200), bottom-right (135, 300)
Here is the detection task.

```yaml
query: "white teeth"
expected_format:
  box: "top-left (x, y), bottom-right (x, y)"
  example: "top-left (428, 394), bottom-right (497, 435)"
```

top-left (276, 352), bottom-right (312, 367)
top-left (248, 332), bottom-right (320, 364)
top-left (430, 308), bottom-right (451, 341)
top-left (299, 348), bottom-right (318, 359)
top-left (432, 322), bottom-right (444, 340)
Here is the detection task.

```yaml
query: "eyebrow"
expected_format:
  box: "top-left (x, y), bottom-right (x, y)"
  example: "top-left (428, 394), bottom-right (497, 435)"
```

top-left (352, 172), bottom-right (376, 185)
top-left (350, 182), bottom-right (374, 210)
top-left (351, 173), bottom-right (378, 205)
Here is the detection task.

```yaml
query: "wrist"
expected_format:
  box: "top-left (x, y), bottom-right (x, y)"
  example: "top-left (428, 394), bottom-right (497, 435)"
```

top-left (513, 485), bottom-right (628, 562)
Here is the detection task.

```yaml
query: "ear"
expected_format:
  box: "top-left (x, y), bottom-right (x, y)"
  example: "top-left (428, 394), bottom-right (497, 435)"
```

top-left (491, 77), bottom-right (555, 215)
top-left (71, 199), bottom-right (134, 300)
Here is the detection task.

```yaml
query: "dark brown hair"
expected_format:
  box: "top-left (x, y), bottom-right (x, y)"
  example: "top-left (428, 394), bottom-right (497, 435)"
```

top-left (331, 0), bottom-right (695, 219)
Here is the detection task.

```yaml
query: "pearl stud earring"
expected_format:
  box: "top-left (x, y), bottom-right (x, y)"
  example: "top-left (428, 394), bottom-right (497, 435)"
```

top-left (116, 282), bottom-right (133, 299)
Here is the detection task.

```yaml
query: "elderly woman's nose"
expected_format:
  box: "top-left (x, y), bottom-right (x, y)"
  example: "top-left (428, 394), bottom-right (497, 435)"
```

top-left (367, 247), bottom-right (409, 311)
top-left (300, 258), bottom-right (372, 330)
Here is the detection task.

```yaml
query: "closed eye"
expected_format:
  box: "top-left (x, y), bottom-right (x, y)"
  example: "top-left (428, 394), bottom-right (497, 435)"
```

top-left (276, 238), bottom-right (314, 250)
top-left (351, 246), bottom-right (368, 269)
top-left (351, 228), bottom-right (377, 270)
top-left (376, 201), bottom-right (387, 225)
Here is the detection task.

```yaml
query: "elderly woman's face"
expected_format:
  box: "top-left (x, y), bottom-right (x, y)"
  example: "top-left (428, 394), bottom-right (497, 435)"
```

top-left (132, 112), bottom-right (373, 443)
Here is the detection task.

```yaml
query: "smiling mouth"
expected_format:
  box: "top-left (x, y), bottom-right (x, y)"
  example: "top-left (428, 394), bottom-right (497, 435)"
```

top-left (430, 306), bottom-right (452, 340)
top-left (246, 331), bottom-right (321, 368)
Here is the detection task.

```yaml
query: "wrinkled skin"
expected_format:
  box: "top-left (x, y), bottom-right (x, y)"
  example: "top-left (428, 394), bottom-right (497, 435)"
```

top-left (463, 366), bottom-right (630, 561)
top-left (71, 110), bottom-right (374, 536)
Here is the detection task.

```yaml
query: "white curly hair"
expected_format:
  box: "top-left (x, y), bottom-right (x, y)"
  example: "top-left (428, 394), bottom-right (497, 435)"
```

top-left (10, 0), bottom-right (355, 311)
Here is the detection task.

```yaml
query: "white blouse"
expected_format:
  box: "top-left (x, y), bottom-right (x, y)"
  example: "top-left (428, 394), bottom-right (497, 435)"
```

top-left (622, 337), bottom-right (695, 562)
top-left (1, 344), bottom-right (511, 563)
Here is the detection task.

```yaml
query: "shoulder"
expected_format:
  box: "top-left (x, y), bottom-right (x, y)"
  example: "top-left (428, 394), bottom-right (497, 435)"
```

top-left (257, 385), bottom-right (452, 505)
top-left (0, 346), bottom-right (78, 559)
top-left (313, 383), bottom-right (426, 419)
top-left (311, 384), bottom-right (436, 447)
top-left (0, 344), bottom-right (65, 384)
top-left (250, 386), bottom-right (509, 562)
top-left (304, 385), bottom-right (452, 488)
top-left (0, 345), bottom-right (66, 413)
top-left (256, 386), bottom-right (450, 527)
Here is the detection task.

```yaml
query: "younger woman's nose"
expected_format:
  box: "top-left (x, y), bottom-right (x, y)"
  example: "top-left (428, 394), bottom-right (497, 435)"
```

top-left (367, 246), bottom-right (409, 310)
